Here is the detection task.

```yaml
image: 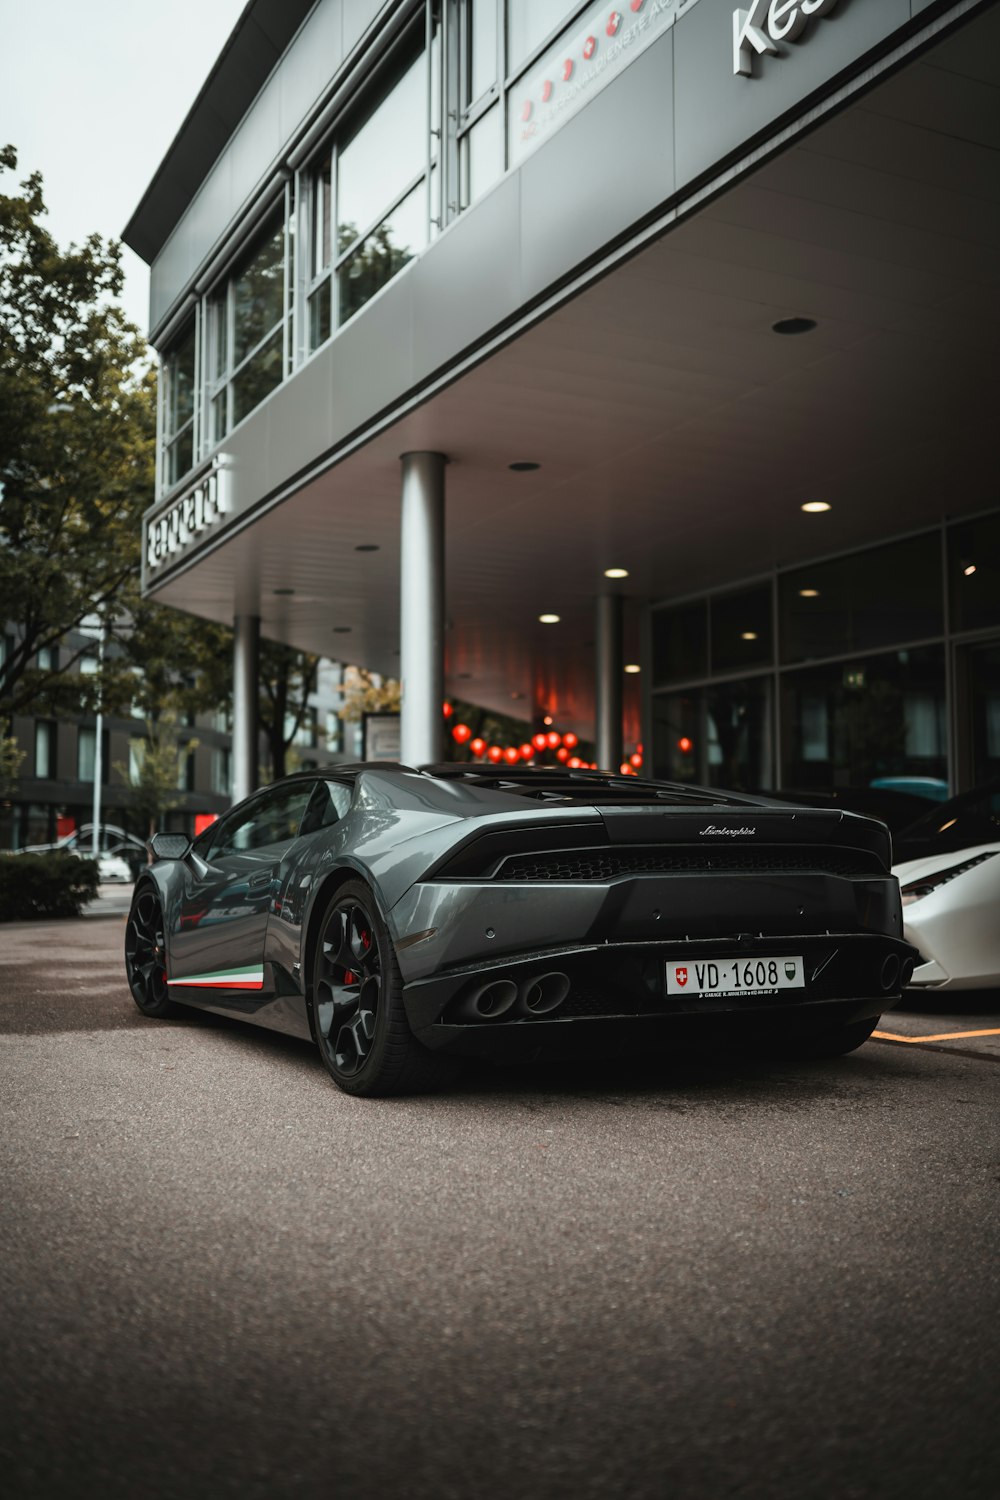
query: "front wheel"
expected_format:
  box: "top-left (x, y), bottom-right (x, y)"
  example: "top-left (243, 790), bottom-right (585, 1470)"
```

top-left (311, 879), bottom-right (460, 1097)
top-left (125, 886), bottom-right (181, 1018)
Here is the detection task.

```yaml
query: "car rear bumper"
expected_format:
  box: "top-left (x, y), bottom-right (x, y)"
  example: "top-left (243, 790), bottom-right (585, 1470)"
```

top-left (403, 932), bottom-right (920, 1057)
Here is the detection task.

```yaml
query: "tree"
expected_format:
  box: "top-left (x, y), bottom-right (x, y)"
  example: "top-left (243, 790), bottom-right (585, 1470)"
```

top-left (0, 734), bottom-right (25, 796)
top-left (0, 146), bottom-right (235, 732)
top-left (0, 144), bottom-right (154, 723)
top-left (114, 709), bottom-right (198, 837)
top-left (259, 641), bottom-right (320, 781)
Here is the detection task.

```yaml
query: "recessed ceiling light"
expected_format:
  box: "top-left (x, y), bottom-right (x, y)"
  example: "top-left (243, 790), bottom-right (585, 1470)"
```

top-left (801, 501), bottom-right (831, 514)
top-left (604, 567), bottom-right (629, 579)
top-left (772, 317), bottom-right (817, 335)
top-left (509, 461), bottom-right (540, 472)
top-left (799, 588), bottom-right (820, 598)
top-left (624, 663), bottom-right (641, 674)
top-left (740, 631), bottom-right (758, 641)
top-left (273, 587), bottom-right (295, 596)
top-left (510, 691), bottom-right (524, 700)
top-left (355, 543), bottom-right (380, 552)
top-left (542, 716), bottom-right (553, 726)
top-left (539, 613), bottom-right (560, 624)
top-left (962, 562), bottom-right (977, 576)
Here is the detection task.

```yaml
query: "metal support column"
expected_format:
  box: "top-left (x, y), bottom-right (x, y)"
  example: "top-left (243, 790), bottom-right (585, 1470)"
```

top-left (232, 614), bottom-right (260, 803)
top-left (400, 451), bottom-right (446, 767)
top-left (596, 593), bottom-right (624, 772)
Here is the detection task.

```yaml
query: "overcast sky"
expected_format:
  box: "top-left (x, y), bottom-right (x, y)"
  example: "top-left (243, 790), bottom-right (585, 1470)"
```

top-left (2, 0), bottom-right (249, 336)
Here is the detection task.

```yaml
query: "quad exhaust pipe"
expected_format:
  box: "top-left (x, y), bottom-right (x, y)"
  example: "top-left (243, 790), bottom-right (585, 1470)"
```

top-left (454, 970), bottom-right (571, 1022)
top-left (516, 971), bottom-right (571, 1016)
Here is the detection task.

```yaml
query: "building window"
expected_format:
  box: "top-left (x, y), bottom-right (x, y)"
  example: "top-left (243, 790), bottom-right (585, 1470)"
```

top-left (176, 742), bottom-right (196, 792)
top-left (780, 647), bottom-right (946, 792)
top-left (34, 721), bottom-right (56, 779)
top-left (948, 512), bottom-right (1000, 634)
top-left (212, 747), bottom-right (231, 798)
top-left (208, 210), bottom-right (288, 440)
top-left (779, 532), bottom-right (943, 664)
top-left (308, 38), bottom-right (431, 349)
top-left (507, 1), bottom-right (577, 72)
top-left (162, 319), bottom-right (196, 487)
top-left (458, 1), bottom-right (504, 209)
top-left (37, 645), bottom-right (57, 671)
top-left (77, 727), bottom-right (109, 783)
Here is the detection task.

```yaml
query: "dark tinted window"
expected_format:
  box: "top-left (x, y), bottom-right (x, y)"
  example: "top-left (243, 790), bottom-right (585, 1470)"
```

top-left (652, 600), bottom-right (707, 686)
top-left (300, 780), bottom-right (353, 835)
top-left (948, 513), bottom-right (1000, 634)
top-left (711, 585), bottom-right (773, 674)
top-left (780, 646), bottom-right (946, 792)
top-left (213, 784), bottom-right (315, 857)
top-left (780, 533), bottom-right (942, 663)
top-left (895, 781), bottom-right (1000, 857)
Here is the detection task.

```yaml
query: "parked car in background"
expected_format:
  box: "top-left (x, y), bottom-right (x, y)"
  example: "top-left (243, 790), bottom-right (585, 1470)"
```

top-left (91, 851), bottom-right (133, 883)
top-left (19, 823), bottom-right (147, 878)
top-left (892, 781), bottom-right (1000, 992)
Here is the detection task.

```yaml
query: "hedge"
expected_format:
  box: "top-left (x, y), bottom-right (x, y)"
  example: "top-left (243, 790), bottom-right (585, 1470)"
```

top-left (0, 853), bottom-right (101, 920)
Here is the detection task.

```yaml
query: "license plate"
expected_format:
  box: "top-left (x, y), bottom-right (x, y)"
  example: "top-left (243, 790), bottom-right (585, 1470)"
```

top-left (666, 955), bottom-right (805, 997)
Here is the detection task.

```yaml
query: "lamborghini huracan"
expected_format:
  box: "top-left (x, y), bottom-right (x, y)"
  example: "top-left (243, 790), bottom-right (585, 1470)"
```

top-left (124, 764), bottom-right (918, 1095)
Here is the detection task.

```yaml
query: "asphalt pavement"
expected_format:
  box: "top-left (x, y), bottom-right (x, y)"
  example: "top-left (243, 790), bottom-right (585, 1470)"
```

top-left (1, 900), bottom-right (998, 1500)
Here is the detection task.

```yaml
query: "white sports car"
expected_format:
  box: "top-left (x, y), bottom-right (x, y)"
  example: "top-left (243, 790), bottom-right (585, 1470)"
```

top-left (892, 782), bottom-right (1000, 991)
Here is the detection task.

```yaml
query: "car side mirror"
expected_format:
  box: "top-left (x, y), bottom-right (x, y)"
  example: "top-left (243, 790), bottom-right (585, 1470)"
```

top-left (149, 832), bottom-right (191, 861)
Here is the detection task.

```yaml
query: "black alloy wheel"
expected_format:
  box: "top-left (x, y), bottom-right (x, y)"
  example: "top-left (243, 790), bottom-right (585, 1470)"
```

top-left (125, 886), bottom-right (180, 1018)
top-left (312, 879), bottom-right (459, 1097)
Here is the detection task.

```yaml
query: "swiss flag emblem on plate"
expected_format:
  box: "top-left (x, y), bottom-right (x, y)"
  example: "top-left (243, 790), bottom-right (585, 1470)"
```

top-left (674, 966), bottom-right (688, 988)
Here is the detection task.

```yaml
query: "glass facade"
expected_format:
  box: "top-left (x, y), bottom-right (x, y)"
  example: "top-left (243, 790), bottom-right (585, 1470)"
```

top-left (650, 516), bottom-right (1000, 796)
top-left (156, 2), bottom-right (627, 494)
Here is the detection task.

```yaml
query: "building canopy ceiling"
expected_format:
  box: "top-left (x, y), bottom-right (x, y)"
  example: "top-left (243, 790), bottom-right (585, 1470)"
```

top-left (151, 8), bottom-right (1000, 742)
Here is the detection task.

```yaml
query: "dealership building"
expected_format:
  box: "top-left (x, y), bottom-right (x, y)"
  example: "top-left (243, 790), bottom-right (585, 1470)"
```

top-left (124, 0), bottom-right (1000, 802)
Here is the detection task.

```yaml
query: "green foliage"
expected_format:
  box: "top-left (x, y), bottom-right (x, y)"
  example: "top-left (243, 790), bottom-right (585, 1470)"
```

top-left (0, 734), bottom-right (25, 796)
top-left (259, 641), bottom-right (319, 780)
top-left (0, 144), bottom-right (155, 720)
top-left (0, 851), bottom-right (100, 920)
top-left (114, 710), bottom-right (197, 837)
top-left (0, 145), bottom-right (235, 731)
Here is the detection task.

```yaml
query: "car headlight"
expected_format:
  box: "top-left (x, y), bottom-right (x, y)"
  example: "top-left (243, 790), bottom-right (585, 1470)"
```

top-left (899, 850), bottom-right (997, 906)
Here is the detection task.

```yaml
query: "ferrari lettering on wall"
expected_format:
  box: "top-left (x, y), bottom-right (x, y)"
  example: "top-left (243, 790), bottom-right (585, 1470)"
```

top-left (733, 0), bottom-right (838, 77)
top-left (146, 458), bottom-right (230, 572)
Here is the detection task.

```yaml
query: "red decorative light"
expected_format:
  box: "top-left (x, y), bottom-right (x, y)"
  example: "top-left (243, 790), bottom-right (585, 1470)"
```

top-left (629, 752), bottom-right (643, 768)
top-left (636, 742), bottom-right (643, 755)
top-left (451, 722), bottom-right (472, 744)
top-left (620, 762), bottom-right (635, 776)
top-left (568, 756), bottom-right (582, 769)
top-left (504, 746), bottom-right (521, 764)
top-left (487, 745), bottom-right (504, 763)
top-left (443, 702), bottom-right (453, 718)
top-left (469, 737), bottom-right (487, 757)
top-left (556, 746), bottom-right (570, 762)
top-left (678, 736), bottom-right (693, 754)
top-left (532, 732), bottom-right (548, 753)
top-left (562, 731), bottom-right (579, 750)
top-left (546, 731), bottom-right (561, 749)
top-left (519, 744), bottom-right (534, 761)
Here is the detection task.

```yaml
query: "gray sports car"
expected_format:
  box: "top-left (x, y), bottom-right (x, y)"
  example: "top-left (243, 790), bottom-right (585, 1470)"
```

top-left (124, 764), bottom-right (918, 1095)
